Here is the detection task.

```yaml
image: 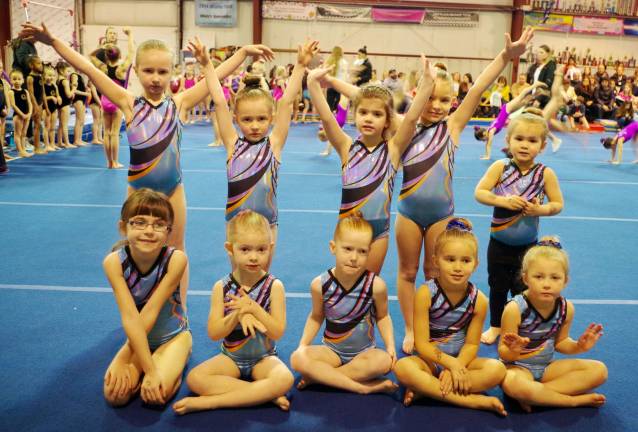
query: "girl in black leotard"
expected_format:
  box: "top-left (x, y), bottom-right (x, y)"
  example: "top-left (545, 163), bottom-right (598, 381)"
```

top-left (27, 55), bottom-right (46, 154)
top-left (56, 62), bottom-right (75, 148)
top-left (71, 72), bottom-right (90, 146)
top-left (43, 65), bottom-right (61, 151)
top-left (9, 70), bottom-right (33, 157)
top-left (88, 80), bottom-right (103, 144)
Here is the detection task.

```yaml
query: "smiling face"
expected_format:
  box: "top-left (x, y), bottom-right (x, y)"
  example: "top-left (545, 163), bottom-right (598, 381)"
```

top-left (135, 49), bottom-right (172, 100)
top-left (507, 121), bottom-right (546, 166)
top-left (523, 257), bottom-right (568, 303)
top-left (330, 229), bottom-right (372, 277)
top-left (434, 239), bottom-right (477, 290)
top-left (121, 214), bottom-right (170, 256)
top-left (420, 79), bottom-right (453, 124)
top-left (234, 97), bottom-right (274, 142)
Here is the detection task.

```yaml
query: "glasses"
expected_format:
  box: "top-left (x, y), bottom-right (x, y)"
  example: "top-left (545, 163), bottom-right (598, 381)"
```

top-left (128, 219), bottom-right (171, 232)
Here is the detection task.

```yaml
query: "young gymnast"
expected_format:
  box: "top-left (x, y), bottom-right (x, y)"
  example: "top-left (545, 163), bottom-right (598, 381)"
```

top-left (199, 36), bottom-right (317, 267)
top-left (0, 66), bottom-right (8, 155)
top-left (394, 28), bottom-right (535, 354)
top-left (102, 188), bottom-right (191, 407)
top-left (26, 55), bottom-right (46, 154)
top-left (90, 29), bottom-right (134, 167)
top-left (307, 55), bottom-right (436, 274)
top-left (42, 65), bottom-right (61, 151)
top-left (394, 218), bottom-right (507, 415)
top-left (499, 237), bottom-right (607, 411)
top-left (475, 81), bottom-right (545, 160)
top-left (88, 80), bottom-right (104, 145)
top-left (55, 62), bottom-right (75, 149)
top-left (475, 108), bottom-right (564, 345)
top-left (8, 69), bottom-right (33, 158)
top-left (70, 71), bottom-right (90, 146)
top-left (21, 22), bottom-right (275, 300)
top-left (290, 214), bottom-right (398, 395)
top-left (173, 210), bottom-right (293, 415)
top-left (601, 120), bottom-right (638, 164)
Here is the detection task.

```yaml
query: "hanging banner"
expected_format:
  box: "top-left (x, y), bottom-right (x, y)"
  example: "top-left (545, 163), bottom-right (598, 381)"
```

top-left (572, 16), bottom-right (624, 35)
top-left (423, 10), bottom-right (479, 27)
top-left (623, 19), bottom-right (638, 36)
top-left (195, 0), bottom-right (237, 27)
top-left (372, 8), bottom-right (425, 24)
top-left (262, 1), bottom-right (317, 20)
top-left (523, 12), bottom-right (573, 32)
top-left (316, 4), bottom-right (371, 23)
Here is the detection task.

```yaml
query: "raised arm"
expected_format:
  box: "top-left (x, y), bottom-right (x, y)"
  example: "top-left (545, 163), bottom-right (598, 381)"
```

top-left (390, 55), bottom-right (435, 160)
top-left (270, 40), bottom-right (319, 153)
top-left (449, 26), bottom-right (534, 135)
top-left (19, 23), bottom-right (133, 114)
top-left (176, 43), bottom-right (275, 112)
top-left (308, 67), bottom-right (352, 161)
top-left (324, 75), bottom-right (360, 100)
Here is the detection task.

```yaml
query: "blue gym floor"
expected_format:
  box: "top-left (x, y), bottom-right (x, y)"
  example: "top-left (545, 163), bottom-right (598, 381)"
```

top-left (1, 121), bottom-right (636, 431)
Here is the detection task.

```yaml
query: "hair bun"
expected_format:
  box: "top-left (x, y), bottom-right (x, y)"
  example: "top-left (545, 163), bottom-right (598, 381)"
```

top-left (243, 75), bottom-right (262, 89)
top-left (537, 235), bottom-right (562, 249)
top-left (446, 217), bottom-right (473, 233)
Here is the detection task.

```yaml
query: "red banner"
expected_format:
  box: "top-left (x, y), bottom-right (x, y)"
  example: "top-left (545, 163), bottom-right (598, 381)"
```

top-left (371, 8), bottom-right (425, 24)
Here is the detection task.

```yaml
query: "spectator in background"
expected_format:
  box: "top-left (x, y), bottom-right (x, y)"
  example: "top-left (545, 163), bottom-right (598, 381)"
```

top-left (594, 78), bottom-right (616, 120)
top-left (594, 64), bottom-right (608, 84)
top-left (576, 75), bottom-right (598, 122)
top-left (610, 64), bottom-right (627, 91)
top-left (526, 44), bottom-right (556, 88)
top-left (565, 57), bottom-right (582, 83)
top-left (510, 73), bottom-right (530, 98)
top-left (352, 46), bottom-right (372, 87)
top-left (11, 37), bottom-right (37, 79)
top-left (383, 68), bottom-right (402, 93)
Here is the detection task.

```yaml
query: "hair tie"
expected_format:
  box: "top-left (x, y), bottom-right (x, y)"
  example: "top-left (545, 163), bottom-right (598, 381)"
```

top-left (446, 219), bottom-right (472, 233)
top-left (537, 239), bottom-right (562, 249)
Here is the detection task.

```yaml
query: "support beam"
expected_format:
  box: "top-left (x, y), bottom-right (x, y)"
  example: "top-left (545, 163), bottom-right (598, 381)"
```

top-left (252, 0), bottom-right (262, 44)
top-left (511, 0), bottom-right (526, 81)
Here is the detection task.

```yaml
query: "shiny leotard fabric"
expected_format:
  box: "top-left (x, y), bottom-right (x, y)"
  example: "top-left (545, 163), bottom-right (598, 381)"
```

top-left (101, 64), bottom-right (127, 114)
top-left (322, 269), bottom-right (377, 364)
top-left (505, 294), bottom-right (567, 381)
top-left (340, 140), bottom-right (396, 240)
top-left (127, 97), bottom-right (183, 196)
top-left (488, 104), bottom-right (509, 134)
top-left (618, 121), bottom-right (638, 142)
top-left (118, 246), bottom-right (189, 350)
top-left (491, 159), bottom-right (546, 246)
top-left (427, 279), bottom-right (478, 357)
top-left (56, 78), bottom-right (72, 107)
top-left (43, 83), bottom-right (58, 113)
top-left (335, 103), bottom-right (348, 128)
top-left (398, 121), bottom-right (456, 229)
top-left (28, 74), bottom-right (44, 106)
top-left (221, 273), bottom-right (278, 379)
top-left (226, 136), bottom-right (280, 224)
top-left (12, 88), bottom-right (30, 114)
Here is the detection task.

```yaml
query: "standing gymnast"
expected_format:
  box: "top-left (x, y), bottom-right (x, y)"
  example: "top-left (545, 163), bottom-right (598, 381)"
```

top-left (394, 218), bottom-right (507, 415)
top-left (26, 55), bottom-right (46, 154)
top-left (8, 69), bottom-right (32, 158)
top-left (102, 188), bottom-right (191, 407)
top-left (42, 65), bottom-right (60, 151)
top-left (307, 55), bottom-right (436, 274)
top-left (499, 237), bottom-right (607, 411)
top-left (290, 215), bottom-right (398, 395)
top-left (199, 36), bottom-right (317, 269)
top-left (475, 108), bottom-right (564, 345)
top-left (395, 27), bottom-right (535, 354)
top-left (20, 22), bottom-right (275, 299)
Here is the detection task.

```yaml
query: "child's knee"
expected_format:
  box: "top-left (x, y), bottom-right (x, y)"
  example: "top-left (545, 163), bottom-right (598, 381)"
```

top-left (485, 359), bottom-right (507, 384)
top-left (502, 372), bottom-right (532, 400)
top-left (397, 267), bottom-right (418, 284)
top-left (273, 368), bottom-right (295, 393)
top-left (104, 385), bottom-right (135, 407)
top-left (289, 348), bottom-right (308, 372)
top-left (590, 361), bottom-right (608, 385)
top-left (393, 357), bottom-right (413, 382)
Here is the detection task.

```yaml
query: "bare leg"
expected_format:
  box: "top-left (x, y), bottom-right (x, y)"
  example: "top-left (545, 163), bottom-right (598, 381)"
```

top-left (90, 104), bottom-right (104, 144)
top-left (109, 110), bottom-right (123, 168)
top-left (58, 106), bottom-right (75, 148)
top-left (32, 108), bottom-right (45, 154)
top-left (103, 343), bottom-right (143, 406)
top-left (366, 236), bottom-right (388, 275)
top-left (174, 355), bottom-right (294, 415)
top-left (395, 214), bottom-right (425, 354)
top-left (49, 111), bottom-right (59, 150)
top-left (291, 345), bottom-right (396, 394)
top-left (103, 111), bottom-right (114, 167)
top-left (502, 362), bottom-right (607, 410)
top-left (395, 356), bottom-right (507, 416)
top-left (73, 101), bottom-right (87, 146)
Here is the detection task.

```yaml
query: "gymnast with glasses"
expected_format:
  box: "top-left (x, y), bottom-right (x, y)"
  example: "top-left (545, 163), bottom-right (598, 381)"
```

top-left (102, 188), bottom-right (192, 409)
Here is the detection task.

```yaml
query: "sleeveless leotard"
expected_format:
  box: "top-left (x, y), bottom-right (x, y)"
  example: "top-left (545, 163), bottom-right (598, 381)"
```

top-left (491, 159), bottom-right (546, 246)
top-left (428, 279), bottom-right (478, 357)
top-left (322, 269), bottom-right (377, 364)
top-left (183, 77), bottom-right (196, 90)
top-left (226, 136), bottom-right (280, 224)
top-left (127, 97), bottom-right (183, 195)
top-left (505, 294), bottom-right (567, 380)
top-left (101, 64), bottom-right (127, 114)
top-left (28, 74), bottom-right (44, 106)
top-left (618, 121), bottom-right (638, 142)
top-left (43, 83), bottom-right (58, 113)
top-left (71, 73), bottom-right (87, 103)
top-left (488, 105), bottom-right (509, 134)
top-left (221, 273), bottom-right (278, 379)
top-left (57, 79), bottom-right (72, 108)
top-left (13, 88), bottom-right (30, 114)
top-left (118, 246), bottom-right (189, 350)
top-left (340, 140), bottom-right (396, 240)
top-left (398, 121), bottom-right (456, 229)
top-left (335, 102), bottom-right (348, 128)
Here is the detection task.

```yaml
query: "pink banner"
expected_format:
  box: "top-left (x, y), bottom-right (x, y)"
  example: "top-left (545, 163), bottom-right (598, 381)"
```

top-left (372, 7), bottom-right (425, 24)
top-left (572, 16), bottom-right (624, 35)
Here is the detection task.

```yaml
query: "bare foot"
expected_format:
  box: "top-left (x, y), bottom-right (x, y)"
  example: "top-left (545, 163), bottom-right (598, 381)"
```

top-left (319, 151), bottom-right (330, 156)
top-left (403, 388), bottom-right (420, 407)
top-left (296, 377), bottom-right (313, 390)
top-left (470, 394), bottom-right (508, 416)
top-left (573, 393), bottom-right (606, 408)
top-left (480, 155), bottom-right (490, 160)
top-left (402, 332), bottom-right (414, 355)
top-left (67, 144), bottom-right (78, 148)
top-left (272, 395), bottom-right (291, 411)
top-left (481, 327), bottom-right (500, 345)
top-left (19, 152), bottom-right (33, 158)
top-left (173, 396), bottom-right (211, 415)
top-left (363, 379), bottom-right (399, 395)
top-left (35, 149), bottom-right (47, 155)
top-left (113, 162), bottom-right (124, 169)
top-left (611, 160), bottom-right (620, 165)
